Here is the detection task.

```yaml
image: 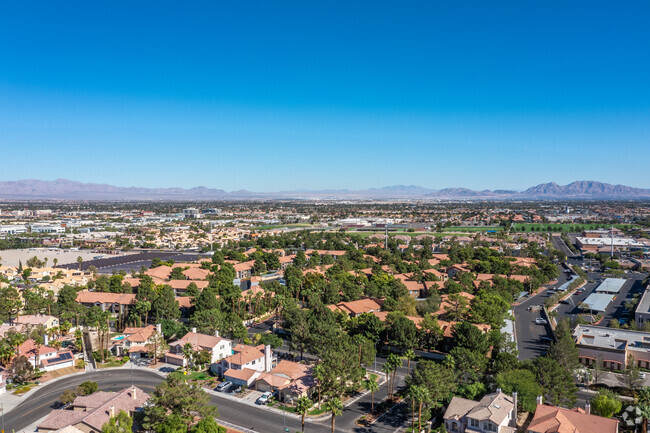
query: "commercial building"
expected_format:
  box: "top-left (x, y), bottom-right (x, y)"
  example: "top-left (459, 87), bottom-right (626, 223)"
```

top-left (635, 289), bottom-right (650, 326)
top-left (573, 325), bottom-right (650, 371)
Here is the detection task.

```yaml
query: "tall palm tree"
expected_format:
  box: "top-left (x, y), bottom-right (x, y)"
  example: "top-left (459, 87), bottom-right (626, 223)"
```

top-left (414, 385), bottom-right (430, 433)
top-left (52, 258), bottom-right (58, 268)
top-left (403, 349), bottom-right (415, 374)
top-left (77, 256), bottom-right (83, 271)
top-left (408, 385), bottom-right (418, 432)
top-left (364, 378), bottom-right (379, 413)
top-left (387, 353), bottom-right (402, 399)
top-left (313, 364), bottom-right (325, 408)
top-left (325, 397), bottom-right (343, 433)
top-left (295, 396), bottom-right (313, 433)
top-left (381, 363), bottom-right (393, 399)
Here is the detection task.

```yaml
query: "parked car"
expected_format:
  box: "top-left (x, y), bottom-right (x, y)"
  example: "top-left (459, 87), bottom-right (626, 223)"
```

top-left (257, 391), bottom-right (273, 405)
top-left (535, 318), bottom-right (548, 325)
top-left (215, 381), bottom-right (233, 392)
top-left (539, 336), bottom-right (553, 343)
top-left (574, 291), bottom-right (581, 295)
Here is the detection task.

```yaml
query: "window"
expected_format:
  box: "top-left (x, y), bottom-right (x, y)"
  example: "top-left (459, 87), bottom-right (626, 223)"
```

top-left (451, 422), bottom-right (458, 431)
top-left (484, 422), bottom-right (496, 432)
top-left (470, 419), bottom-right (479, 428)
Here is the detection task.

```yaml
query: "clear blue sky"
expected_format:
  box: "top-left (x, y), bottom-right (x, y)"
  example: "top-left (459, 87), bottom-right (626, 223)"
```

top-left (1, 1), bottom-right (649, 191)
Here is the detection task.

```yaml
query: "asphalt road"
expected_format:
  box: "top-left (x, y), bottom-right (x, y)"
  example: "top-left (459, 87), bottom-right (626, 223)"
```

top-left (513, 270), bottom-right (572, 360)
top-left (551, 235), bottom-right (578, 259)
top-left (5, 358), bottom-right (412, 433)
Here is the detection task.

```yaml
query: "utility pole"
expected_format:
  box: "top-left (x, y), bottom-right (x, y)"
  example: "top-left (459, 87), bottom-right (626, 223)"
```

top-left (611, 225), bottom-right (614, 259)
top-left (385, 224), bottom-right (388, 250)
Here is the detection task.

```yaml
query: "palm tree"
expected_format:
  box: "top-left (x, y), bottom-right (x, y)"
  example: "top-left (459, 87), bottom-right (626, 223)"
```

top-left (403, 349), bottom-right (415, 374)
top-left (382, 363), bottom-right (393, 399)
top-left (364, 378), bottom-right (379, 413)
top-left (387, 353), bottom-right (402, 399)
top-left (638, 403), bottom-right (650, 433)
top-left (313, 364), bottom-right (325, 408)
top-left (77, 256), bottom-right (83, 271)
top-left (325, 397), bottom-right (343, 433)
top-left (414, 385), bottom-right (430, 432)
top-left (52, 258), bottom-right (58, 268)
top-left (295, 396), bottom-right (313, 432)
top-left (408, 385), bottom-right (418, 432)
top-left (637, 387), bottom-right (650, 433)
top-left (183, 343), bottom-right (194, 370)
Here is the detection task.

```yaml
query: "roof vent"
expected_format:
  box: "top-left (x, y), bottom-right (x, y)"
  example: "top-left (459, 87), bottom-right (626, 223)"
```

top-left (494, 404), bottom-right (501, 409)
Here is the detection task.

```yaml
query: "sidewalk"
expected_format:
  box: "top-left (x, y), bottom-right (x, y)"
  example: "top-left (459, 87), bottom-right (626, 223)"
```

top-left (205, 369), bottom-right (387, 423)
top-left (0, 362), bottom-right (168, 415)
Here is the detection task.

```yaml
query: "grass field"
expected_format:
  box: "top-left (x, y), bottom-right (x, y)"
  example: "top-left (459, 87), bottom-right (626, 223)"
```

top-left (443, 226), bottom-right (503, 232)
top-left (249, 223), bottom-right (314, 230)
top-left (511, 223), bottom-right (633, 233)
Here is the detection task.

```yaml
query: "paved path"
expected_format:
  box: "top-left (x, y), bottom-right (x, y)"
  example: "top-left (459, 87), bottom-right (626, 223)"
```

top-left (2, 358), bottom-right (414, 433)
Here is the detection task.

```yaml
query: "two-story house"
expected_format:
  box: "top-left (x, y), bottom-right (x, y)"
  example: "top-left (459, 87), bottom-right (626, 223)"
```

top-left (164, 330), bottom-right (232, 368)
top-left (444, 391), bottom-right (517, 433)
top-left (18, 339), bottom-right (75, 371)
top-left (214, 343), bottom-right (274, 386)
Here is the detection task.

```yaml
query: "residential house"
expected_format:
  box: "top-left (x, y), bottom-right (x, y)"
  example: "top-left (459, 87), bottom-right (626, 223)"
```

top-left (18, 339), bottom-right (75, 371)
top-left (165, 330), bottom-right (232, 368)
top-left (443, 391), bottom-right (517, 433)
top-left (527, 400), bottom-right (618, 433)
top-left (326, 298), bottom-right (383, 318)
top-left (17, 315), bottom-right (59, 329)
top-left (37, 387), bottom-right (149, 433)
top-left (75, 292), bottom-right (136, 316)
top-left (215, 343), bottom-right (274, 386)
top-left (255, 360), bottom-right (315, 402)
top-left (112, 324), bottom-right (159, 358)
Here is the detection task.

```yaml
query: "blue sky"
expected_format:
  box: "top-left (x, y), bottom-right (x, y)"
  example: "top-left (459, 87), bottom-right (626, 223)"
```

top-left (1, 1), bottom-right (649, 191)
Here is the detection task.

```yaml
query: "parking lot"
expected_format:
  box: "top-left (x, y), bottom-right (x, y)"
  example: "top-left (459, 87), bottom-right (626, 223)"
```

top-left (552, 271), bottom-right (647, 326)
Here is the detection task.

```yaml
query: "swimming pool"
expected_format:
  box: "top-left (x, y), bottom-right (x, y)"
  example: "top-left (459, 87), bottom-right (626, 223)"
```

top-left (112, 335), bottom-right (125, 341)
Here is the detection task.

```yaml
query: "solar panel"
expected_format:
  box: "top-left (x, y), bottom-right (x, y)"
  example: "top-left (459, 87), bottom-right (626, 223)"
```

top-left (60, 352), bottom-right (72, 360)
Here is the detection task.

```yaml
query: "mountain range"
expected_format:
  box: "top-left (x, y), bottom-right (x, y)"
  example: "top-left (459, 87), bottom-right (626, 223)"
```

top-left (0, 179), bottom-right (649, 200)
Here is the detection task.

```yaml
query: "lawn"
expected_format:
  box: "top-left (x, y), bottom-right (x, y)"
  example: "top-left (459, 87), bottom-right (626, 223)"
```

top-left (443, 226), bottom-right (503, 232)
top-left (249, 223), bottom-right (314, 230)
top-left (511, 223), bottom-right (633, 233)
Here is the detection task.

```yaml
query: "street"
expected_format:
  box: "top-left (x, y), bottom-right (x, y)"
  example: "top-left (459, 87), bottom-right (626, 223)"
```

top-left (3, 357), bottom-right (413, 433)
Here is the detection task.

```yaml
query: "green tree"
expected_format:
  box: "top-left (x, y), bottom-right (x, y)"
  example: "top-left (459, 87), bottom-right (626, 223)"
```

top-left (60, 389), bottom-right (77, 405)
top-left (533, 357), bottom-right (577, 407)
top-left (620, 354), bottom-right (643, 390)
top-left (143, 375), bottom-right (218, 429)
top-left (102, 410), bottom-right (133, 433)
top-left (295, 396), bottom-right (313, 433)
top-left (364, 378), bottom-right (379, 413)
top-left (406, 360), bottom-right (457, 409)
top-left (152, 285), bottom-right (180, 320)
top-left (191, 417), bottom-right (224, 433)
top-left (156, 414), bottom-right (187, 433)
top-left (495, 369), bottom-right (543, 412)
top-left (325, 397), bottom-right (343, 433)
top-left (590, 389), bottom-right (622, 418)
top-left (0, 286), bottom-right (23, 324)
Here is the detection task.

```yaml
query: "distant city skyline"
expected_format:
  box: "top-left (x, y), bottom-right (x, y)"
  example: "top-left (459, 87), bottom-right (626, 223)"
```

top-left (1, 1), bottom-right (649, 190)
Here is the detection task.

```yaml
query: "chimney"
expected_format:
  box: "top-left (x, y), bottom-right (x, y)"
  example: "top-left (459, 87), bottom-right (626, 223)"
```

top-left (536, 395), bottom-right (543, 405)
top-left (44, 334), bottom-right (50, 346)
top-left (215, 330), bottom-right (219, 338)
top-left (496, 388), bottom-right (502, 394)
top-left (132, 386), bottom-right (137, 399)
top-left (585, 402), bottom-right (590, 415)
top-left (511, 392), bottom-right (518, 427)
top-left (156, 323), bottom-right (162, 334)
top-left (264, 344), bottom-right (272, 373)
top-left (109, 405), bottom-right (115, 417)
top-left (192, 327), bottom-right (197, 333)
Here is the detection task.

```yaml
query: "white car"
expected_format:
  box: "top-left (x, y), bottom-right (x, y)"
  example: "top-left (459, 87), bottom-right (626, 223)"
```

top-left (535, 318), bottom-right (548, 325)
top-left (257, 391), bottom-right (273, 405)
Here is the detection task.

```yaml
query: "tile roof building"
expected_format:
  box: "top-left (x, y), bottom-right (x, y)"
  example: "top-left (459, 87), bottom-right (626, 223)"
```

top-left (444, 391), bottom-right (517, 433)
top-left (165, 330), bottom-right (232, 368)
top-left (37, 387), bottom-right (149, 433)
top-left (527, 403), bottom-right (618, 433)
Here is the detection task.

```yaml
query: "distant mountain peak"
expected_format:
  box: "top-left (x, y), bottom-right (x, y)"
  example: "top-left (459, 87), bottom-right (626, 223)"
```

top-left (0, 179), bottom-right (647, 200)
